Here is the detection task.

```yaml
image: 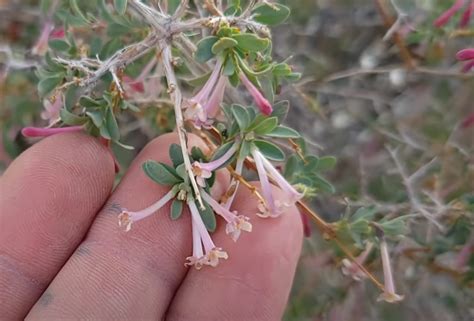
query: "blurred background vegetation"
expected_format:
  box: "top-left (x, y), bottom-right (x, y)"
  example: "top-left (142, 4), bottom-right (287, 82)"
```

top-left (1, 1), bottom-right (473, 320)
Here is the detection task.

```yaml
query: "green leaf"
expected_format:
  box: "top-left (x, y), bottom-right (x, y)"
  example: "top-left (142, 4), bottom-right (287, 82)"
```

top-left (64, 86), bottom-right (79, 111)
top-left (314, 156), bottom-right (337, 171)
top-left (38, 76), bottom-right (63, 97)
top-left (352, 207), bottom-right (377, 222)
top-left (285, 72), bottom-right (302, 82)
top-left (270, 100), bottom-right (290, 123)
top-left (223, 56), bottom-right (236, 76)
top-left (40, 0), bottom-right (53, 14)
top-left (254, 140), bottom-right (285, 161)
top-left (105, 108), bottom-right (120, 141)
top-left (284, 154), bottom-right (300, 178)
top-left (199, 202), bottom-right (217, 232)
top-left (313, 175), bottom-right (335, 193)
top-left (168, 0), bottom-right (181, 14)
top-left (252, 3), bottom-right (291, 26)
top-left (231, 104), bottom-right (250, 131)
top-left (239, 140), bottom-right (251, 159)
top-left (273, 63), bottom-right (292, 76)
top-left (142, 160), bottom-right (182, 186)
top-left (59, 109), bottom-right (87, 126)
top-left (48, 39), bottom-right (70, 51)
top-left (253, 117), bottom-right (278, 135)
top-left (195, 36), bottom-right (218, 63)
top-left (211, 37), bottom-right (238, 54)
top-left (170, 199), bottom-right (184, 220)
top-left (266, 125), bottom-right (300, 138)
top-left (114, 0), bottom-right (128, 15)
top-left (191, 147), bottom-right (205, 162)
top-left (99, 124), bottom-right (111, 140)
top-left (170, 144), bottom-right (184, 167)
top-left (233, 33), bottom-right (270, 52)
top-left (69, 0), bottom-right (91, 24)
top-left (86, 110), bottom-right (104, 127)
top-left (380, 216), bottom-right (409, 237)
top-left (210, 141), bottom-right (235, 166)
top-left (79, 96), bottom-right (101, 108)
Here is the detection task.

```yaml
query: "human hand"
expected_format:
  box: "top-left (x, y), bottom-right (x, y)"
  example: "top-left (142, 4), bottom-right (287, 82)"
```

top-left (0, 132), bottom-right (303, 321)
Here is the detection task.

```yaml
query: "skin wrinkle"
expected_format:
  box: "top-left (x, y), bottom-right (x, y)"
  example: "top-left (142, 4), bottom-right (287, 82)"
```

top-left (0, 132), bottom-right (115, 319)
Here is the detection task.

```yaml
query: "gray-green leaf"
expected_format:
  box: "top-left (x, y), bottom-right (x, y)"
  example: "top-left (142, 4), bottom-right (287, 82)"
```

top-left (142, 160), bottom-right (182, 186)
top-left (170, 199), bottom-right (184, 220)
top-left (253, 140), bottom-right (285, 161)
top-left (195, 36), bottom-right (218, 63)
top-left (114, 0), bottom-right (128, 15)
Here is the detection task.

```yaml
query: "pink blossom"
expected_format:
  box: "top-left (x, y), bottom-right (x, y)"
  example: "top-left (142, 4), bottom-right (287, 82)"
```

top-left (455, 236), bottom-right (474, 270)
top-left (433, 0), bottom-right (474, 28)
top-left (118, 188), bottom-right (177, 232)
top-left (461, 112), bottom-right (474, 128)
top-left (456, 48), bottom-right (474, 72)
top-left (123, 57), bottom-right (159, 97)
top-left (32, 22), bottom-right (54, 56)
top-left (457, 48), bottom-right (474, 60)
top-left (377, 239), bottom-right (404, 303)
top-left (32, 24), bottom-right (65, 56)
top-left (460, 0), bottom-right (474, 27)
top-left (50, 27), bottom-right (65, 39)
top-left (341, 242), bottom-right (374, 281)
top-left (183, 60), bottom-right (226, 128)
top-left (41, 95), bottom-right (63, 124)
top-left (192, 143), bottom-right (237, 187)
top-left (239, 73), bottom-right (273, 115)
top-left (201, 190), bottom-right (252, 242)
top-left (21, 126), bottom-right (83, 138)
top-left (186, 200), bottom-right (228, 269)
top-left (251, 148), bottom-right (303, 218)
top-left (123, 75), bottom-right (145, 94)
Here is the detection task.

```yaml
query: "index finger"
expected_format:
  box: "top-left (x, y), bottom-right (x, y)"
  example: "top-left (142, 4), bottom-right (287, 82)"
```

top-left (0, 133), bottom-right (115, 319)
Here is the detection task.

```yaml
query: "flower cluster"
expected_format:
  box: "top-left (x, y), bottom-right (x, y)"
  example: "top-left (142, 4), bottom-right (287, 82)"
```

top-left (21, 0), bottom-right (415, 306)
top-left (456, 48), bottom-right (474, 72)
top-left (433, 0), bottom-right (474, 28)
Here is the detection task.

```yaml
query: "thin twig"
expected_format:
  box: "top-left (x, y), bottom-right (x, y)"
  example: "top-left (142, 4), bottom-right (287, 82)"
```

top-left (161, 43), bottom-right (205, 209)
top-left (373, 0), bottom-right (415, 69)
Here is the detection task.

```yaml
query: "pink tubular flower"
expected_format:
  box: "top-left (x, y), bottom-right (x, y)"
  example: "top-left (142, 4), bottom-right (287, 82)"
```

top-left (118, 188), bottom-right (177, 232)
top-left (239, 72), bottom-right (273, 115)
top-left (377, 238), bottom-right (404, 303)
top-left (123, 56), bottom-right (159, 97)
top-left (461, 112), bottom-right (474, 128)
top-left (201, 190), bottom-right (252, 242)
top-left (192, 143), bottom-right (237, 187)
top-left (457, 48), bottom-right (474, 60)
top-left (183, 60), bottom-right (226, 128)
top-left (456, 48), bottom-right (474, 72)
top-left (41, 95), bottom-right (63, 124)
top-left (186, 200), bottom-right (228, 269)
top-left (455, 236), bottom-right (474, 270)
top-left (251, 148), bottom-right (303, 218)
top-left (433, 0), bottom-right (474, 28)
top-left (32, 23), bottom-right (65, 56)
top-left (50, 27), bottom-right (65, 39)
top-left (22, 126), bottom-right (83, 138)
top-left (32, 22), bottom-right (54, 56)
top-left (341, 242), bottom-right (374, 281)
